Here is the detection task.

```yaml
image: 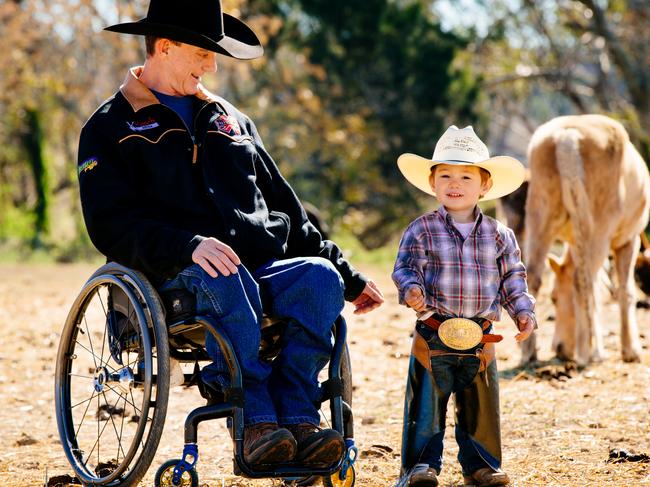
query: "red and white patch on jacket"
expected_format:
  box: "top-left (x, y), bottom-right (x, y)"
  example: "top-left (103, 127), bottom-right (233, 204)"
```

top-left (214, 114), bottom-right (241, 136)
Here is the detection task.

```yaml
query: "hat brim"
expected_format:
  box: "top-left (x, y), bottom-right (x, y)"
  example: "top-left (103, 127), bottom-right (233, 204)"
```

top-left (397, 153), bottom-right (525, 201)
top-left (104, 13), bottom-right (263, 60)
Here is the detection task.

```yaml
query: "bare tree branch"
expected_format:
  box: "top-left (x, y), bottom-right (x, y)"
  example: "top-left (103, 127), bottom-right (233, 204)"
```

top-left (577, 0), bottom-right (647, 109)
top-left (483, 69), bottom-right (566, 88)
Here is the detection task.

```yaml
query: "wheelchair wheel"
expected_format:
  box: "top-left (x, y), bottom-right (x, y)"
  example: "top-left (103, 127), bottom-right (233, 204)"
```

top-left (323, 464), bottom-right (356, 487)
top-left (341, 343), bottom-right (353, 406)
top-left (55, 263), bottom-right (170, 486)
top-left (154, 459), bottom-right (199, 487)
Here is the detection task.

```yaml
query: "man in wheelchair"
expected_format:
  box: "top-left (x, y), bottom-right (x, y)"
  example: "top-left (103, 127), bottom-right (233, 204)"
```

top-left (78, 0), bottom-right (383, 472)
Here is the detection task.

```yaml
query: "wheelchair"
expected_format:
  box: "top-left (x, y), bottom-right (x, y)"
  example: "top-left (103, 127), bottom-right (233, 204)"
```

top-left (55, 262), bottom-right (357, 486)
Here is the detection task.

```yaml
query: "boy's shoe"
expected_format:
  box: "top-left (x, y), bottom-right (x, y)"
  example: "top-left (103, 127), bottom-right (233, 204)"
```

top-left (243, 422), bottom-right (297, 467)
top-left (463, 467), bottom-right (510, 486)
top-left (407, 463), bottom-right (439, 486)
top-left (286, 423), bottom-right (345, 467)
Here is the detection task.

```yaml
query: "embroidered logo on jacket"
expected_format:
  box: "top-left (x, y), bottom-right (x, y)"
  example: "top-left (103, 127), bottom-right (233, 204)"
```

top-left (213, 114), bottom-right (241, 136)
top-left (127, 118), bottom-right (160, 131)
top-left (78, 157), bottom-right (98, 175)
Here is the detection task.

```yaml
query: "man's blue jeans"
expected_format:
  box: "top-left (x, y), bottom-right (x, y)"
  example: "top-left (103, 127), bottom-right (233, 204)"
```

top-left (160, 257), bottom-right (345, 426)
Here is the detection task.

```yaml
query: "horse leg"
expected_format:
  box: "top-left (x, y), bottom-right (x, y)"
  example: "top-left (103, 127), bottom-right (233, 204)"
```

top-left (585, 237), bottom-right (613, 363)
top-left (613, 236), bottom-right (642, 362)
top-left (570, 237), bottom-right (610, 365)
top-left (519, 326), bottom-right (538, 365)
top-left (521, 210), bottom-right (558, 365)
top-left (591, 270), bottom-right (608, 362)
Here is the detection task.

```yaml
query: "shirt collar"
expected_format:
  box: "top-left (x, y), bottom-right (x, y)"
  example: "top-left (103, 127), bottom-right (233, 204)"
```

top-left (120, 66), bottom-right (220, 112)
top-left (437, 205), bottom-right (483, 234)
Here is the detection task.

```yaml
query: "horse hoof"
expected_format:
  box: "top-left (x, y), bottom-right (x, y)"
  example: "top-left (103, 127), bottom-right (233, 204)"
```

top-left (590, 349), bottom-right (608, 363)
top-left (622, 351), bottom-right (641, 363)
top-left (518, 352), bottom-right (537, 367)
top-left (554, 343), bottom-right (573, 362)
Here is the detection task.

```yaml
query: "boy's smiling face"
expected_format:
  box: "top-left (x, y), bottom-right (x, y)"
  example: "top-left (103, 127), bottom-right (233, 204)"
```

top-left (429, 164), bottom-right (493, 218)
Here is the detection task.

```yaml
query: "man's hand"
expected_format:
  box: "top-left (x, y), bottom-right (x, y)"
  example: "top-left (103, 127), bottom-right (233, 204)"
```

top-left (192, 237), bottom-right (241, 278)
top-left (404, 285), bottom-right (426, 311)
top-left (515, 312), bottom-right (536, 342)
top-left (352, 280), bottom-right (384, 314)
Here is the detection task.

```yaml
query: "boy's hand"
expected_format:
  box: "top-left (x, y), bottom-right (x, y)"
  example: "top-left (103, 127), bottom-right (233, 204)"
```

top-left (404, 286), bottom-right (426, 311)
top-left (515, 311), bottom-right (536, 342)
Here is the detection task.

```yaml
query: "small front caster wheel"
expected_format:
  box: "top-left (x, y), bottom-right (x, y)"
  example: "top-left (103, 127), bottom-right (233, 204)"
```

top-left (323, 464), bottom-right (356, 487)
top-left (154, 459), bottom-right (199, 487)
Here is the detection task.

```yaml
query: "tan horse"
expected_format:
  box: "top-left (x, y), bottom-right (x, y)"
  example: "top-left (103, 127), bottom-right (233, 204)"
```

top-left (523, 114), bottom-right (649, 365)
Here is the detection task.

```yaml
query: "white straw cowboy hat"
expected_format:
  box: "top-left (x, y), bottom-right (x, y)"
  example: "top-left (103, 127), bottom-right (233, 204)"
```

top-left (397, 125), bottom-right (525, 201)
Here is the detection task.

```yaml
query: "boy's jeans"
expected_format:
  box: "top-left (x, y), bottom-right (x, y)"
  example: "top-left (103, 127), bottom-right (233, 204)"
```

top-left (159, 257), bottom-right (345, 426)
top-left (415, 322), bottom-right (500, 475)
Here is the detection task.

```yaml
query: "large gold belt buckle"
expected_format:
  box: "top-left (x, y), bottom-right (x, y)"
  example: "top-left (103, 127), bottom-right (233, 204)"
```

top-left (438, 318), bottom-right (483, 350)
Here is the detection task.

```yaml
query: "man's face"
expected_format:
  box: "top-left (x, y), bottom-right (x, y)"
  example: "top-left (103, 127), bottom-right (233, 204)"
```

top-left (159, 40), bottom-right (218, 96)
top-left (430, 164), bottom-right (492, 213)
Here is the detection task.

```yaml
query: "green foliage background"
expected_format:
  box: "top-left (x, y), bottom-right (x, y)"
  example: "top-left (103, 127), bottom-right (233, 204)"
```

top-left (0, 0), bottom-right (647, 261)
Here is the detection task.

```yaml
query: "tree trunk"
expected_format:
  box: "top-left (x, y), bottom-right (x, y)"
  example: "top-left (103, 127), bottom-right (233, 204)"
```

top-left (22, 108), bottom-right (50, 248)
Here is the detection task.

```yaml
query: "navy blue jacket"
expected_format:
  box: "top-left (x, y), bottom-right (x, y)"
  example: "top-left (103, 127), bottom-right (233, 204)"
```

top-left (78, 68), bottom-right (366, 300)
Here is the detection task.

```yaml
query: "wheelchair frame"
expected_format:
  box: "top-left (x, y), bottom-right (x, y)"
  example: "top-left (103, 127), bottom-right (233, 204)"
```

top-left (55, 262), bottom-right (356, 486)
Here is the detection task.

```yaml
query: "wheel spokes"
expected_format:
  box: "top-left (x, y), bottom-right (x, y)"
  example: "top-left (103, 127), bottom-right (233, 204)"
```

top-left (66, 283), bottom-right (149, 480)
top-left (59, 271), bottom-right (166, 487)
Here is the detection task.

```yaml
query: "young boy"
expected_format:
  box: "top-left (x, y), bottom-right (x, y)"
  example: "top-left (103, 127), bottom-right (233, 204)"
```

top-left (392, 126), bottom-right (536, 487)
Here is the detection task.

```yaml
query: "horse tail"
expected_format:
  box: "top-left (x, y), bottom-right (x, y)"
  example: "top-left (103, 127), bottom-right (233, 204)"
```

top-left (554, 128), bottom-right (595, 360)
top-left (554, 128), bottom-right (593, 242)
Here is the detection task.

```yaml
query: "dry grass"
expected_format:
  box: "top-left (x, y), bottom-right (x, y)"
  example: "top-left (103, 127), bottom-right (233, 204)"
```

top-left (0, 263), bottom-right (648, 486)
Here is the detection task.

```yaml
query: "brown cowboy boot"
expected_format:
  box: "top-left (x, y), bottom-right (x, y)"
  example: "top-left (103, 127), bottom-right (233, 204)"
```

top-left (406, 463), bottom-right (439, 486)
top-left (242, 422), bottom-right (297, 467)
top-left (285, 423), bottom-right (345, 467)
top-left (463, 467), bottom-right (510, 486)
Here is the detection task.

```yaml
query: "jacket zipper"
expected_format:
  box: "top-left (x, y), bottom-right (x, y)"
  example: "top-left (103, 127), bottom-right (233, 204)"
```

top-left (157, 103), bottom-right (211, 164)
top-left (191, 102), bottom-right (215, 164)
top-left (153, 101), bottom-right (230, 230)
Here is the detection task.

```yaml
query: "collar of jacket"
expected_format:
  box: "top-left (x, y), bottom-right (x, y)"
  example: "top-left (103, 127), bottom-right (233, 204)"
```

top-left (120, 66), bottom-right (220, 112)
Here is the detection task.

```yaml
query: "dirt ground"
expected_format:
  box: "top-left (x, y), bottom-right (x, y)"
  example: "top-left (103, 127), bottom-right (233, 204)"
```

top-left (1, 263), bottom-right (649, 486)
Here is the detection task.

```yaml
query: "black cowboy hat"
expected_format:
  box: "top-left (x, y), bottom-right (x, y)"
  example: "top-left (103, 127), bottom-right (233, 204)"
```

top-left (104, 0), bottom-right (263, 60)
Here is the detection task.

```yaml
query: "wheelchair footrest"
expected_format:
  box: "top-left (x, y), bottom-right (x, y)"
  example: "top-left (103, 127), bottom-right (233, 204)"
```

top-left (339, 440), bottom-right (358, 480)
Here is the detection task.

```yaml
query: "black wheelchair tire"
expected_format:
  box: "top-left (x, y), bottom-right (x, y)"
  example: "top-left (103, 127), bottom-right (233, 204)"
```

top-left (341, 343), bottom-right (353, 407)
top-left (55, 263), bottom-right (170, 486)
top-left (154, 459), bottom-right (199, 487)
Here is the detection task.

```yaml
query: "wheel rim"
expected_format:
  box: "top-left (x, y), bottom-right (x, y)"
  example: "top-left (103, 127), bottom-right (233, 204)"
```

top-left (328, 465), bottom-right (355, 487)
top-left (56, 275), bottom-right (160, 485)
top-left (157, 464), bottom-right (195, 486)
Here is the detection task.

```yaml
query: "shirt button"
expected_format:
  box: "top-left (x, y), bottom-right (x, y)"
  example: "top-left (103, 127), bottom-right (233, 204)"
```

top-left (230, 229), bottom-right (236, 236)
top-left (187, 147), bottom-right (192, 151)
top-left (208, 187), bottom-right (214, 194)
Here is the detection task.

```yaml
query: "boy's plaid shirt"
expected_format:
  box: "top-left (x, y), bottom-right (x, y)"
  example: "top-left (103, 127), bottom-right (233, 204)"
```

top-left (392, 206), bottom-right (535, 322)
